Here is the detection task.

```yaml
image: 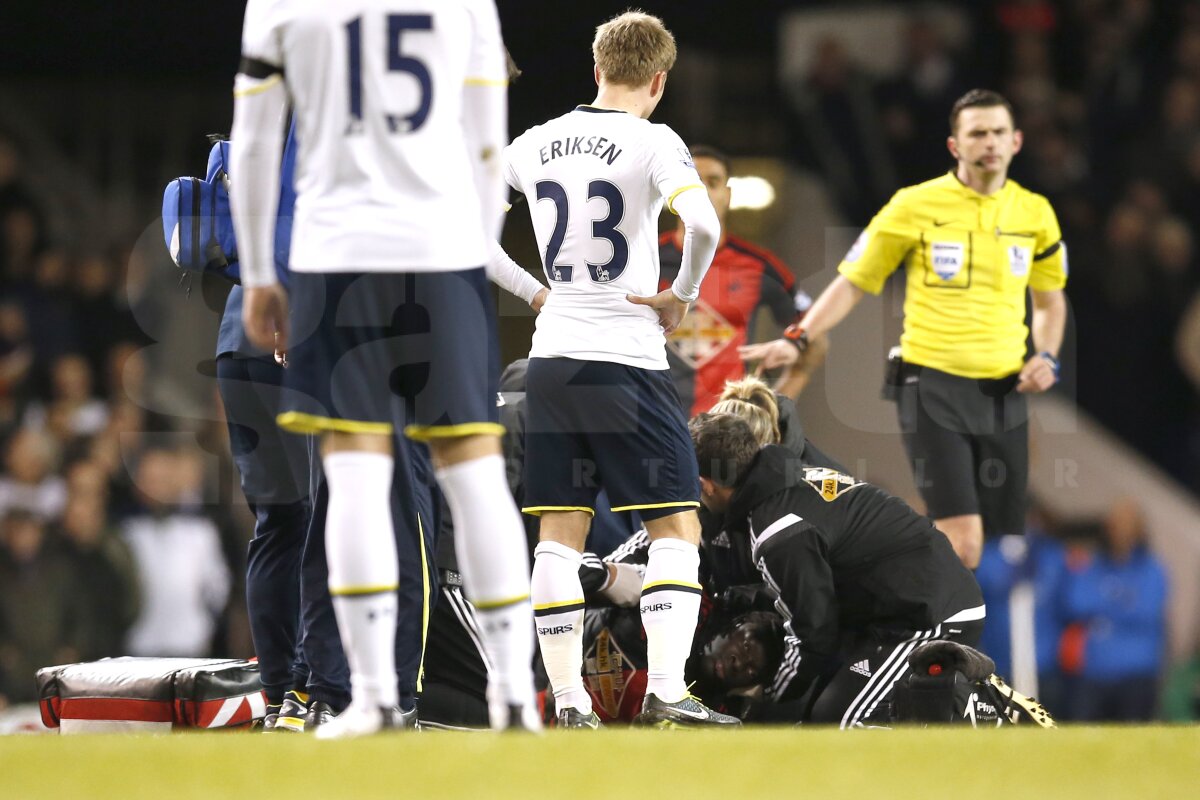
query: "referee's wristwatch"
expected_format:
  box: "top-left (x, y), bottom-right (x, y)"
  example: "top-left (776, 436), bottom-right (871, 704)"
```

top-left (1039, 351), bottom-right (1061, 379)
top-left (783, 323), bottom-right (809, 354)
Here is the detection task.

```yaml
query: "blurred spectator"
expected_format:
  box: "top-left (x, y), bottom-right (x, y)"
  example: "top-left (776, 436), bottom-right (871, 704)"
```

top-left (0, 302), bottom-right (33, 435)
top-left (19, 250), bottom-right (79, 371)
top-left (783, 35), bottom-right (895, 221)
top-left (1060, 498), bottom-right (1168, 721)
top-left (106, 341), bottom-right (145, 403)
top-left (72, 254), bottom-right (145, 380)
top-left (879, 18), bottom-right (970, 184)
top-left (0, 139), bottom-right (43, 231)
top-left (55, 487), bottom-right (140, 661)
top-left (120, 447), bottom-right (230, 657)
top-left (0, 510), bottom-right (84, 705)
top-left (974, 508), bottom-right (1070, 713)
top-left (1020, 124), bottom-right (1089, 200)
top-left (1004, 34), bottom-right (1058, 131)
top-left (23, 353), bottom-right (109, 440)
top-left (0, 428), bottom-right (66, 520)
top-left (1, 208), bottom-right (42, 290)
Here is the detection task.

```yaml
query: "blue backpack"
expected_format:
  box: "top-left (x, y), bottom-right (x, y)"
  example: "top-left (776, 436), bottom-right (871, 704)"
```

top-left (161, 125), bottom-right (296, 286)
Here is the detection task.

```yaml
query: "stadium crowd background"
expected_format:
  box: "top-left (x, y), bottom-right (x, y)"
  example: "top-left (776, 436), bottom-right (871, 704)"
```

top-left (0, 0), bottom-right (1197, 721)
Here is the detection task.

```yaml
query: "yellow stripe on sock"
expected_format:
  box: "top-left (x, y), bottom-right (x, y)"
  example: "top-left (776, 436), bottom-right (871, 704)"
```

top-left (329, 584), bottom-right (399, 597)
top-left (641, 580), bottom-right (703, 592)
top-left (473, 593), bottom-right (530, 611)
top-left (532, 598), bottom-right (586, 612)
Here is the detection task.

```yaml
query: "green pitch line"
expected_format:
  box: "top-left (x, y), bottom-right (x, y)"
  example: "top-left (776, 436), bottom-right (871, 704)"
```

top-left (0, 726), bottom-right (1196, 800)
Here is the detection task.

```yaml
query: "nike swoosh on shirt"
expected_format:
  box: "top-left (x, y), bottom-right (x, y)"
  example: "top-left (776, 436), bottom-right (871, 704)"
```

top-left (933, 220), bottom-right (953, 227)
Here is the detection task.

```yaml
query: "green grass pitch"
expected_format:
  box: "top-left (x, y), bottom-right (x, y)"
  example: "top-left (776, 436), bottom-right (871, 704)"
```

top-left (1, 726), bottom-right (1197, 800)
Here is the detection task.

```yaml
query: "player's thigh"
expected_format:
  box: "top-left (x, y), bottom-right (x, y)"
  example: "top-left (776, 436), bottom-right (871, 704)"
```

top-left (897, 379), bottom-right (979, 520)
top-left (522, 357), bottom-right (601, 515)
top-left (586, 363), bottom-right (701, 521)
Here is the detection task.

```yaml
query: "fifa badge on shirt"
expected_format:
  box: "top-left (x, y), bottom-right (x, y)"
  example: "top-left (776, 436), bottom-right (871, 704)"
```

top-left (930, 241), bottom-right (965, 281)
top-left (1007, 244), bottom-right (1031, 277)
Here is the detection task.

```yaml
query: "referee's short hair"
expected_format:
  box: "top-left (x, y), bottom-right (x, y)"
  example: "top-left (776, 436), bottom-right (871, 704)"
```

top-left (949, 89), bottom-right (1015, 134)
top-left (690, 412), bottom-right (759, 488)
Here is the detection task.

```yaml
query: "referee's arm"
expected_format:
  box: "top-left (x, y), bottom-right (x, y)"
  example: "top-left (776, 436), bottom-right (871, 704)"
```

top-left (1017, 288), bottom-right (1067, 393)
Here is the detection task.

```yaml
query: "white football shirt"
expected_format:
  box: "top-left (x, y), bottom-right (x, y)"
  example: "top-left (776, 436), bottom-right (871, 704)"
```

top-left (239, 0), bottom-right (506, 273)
top-left (504, 107), bottom-right (703, 369)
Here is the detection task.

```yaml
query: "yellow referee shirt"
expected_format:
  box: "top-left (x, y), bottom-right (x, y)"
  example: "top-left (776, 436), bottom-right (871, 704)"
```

top-left (837, 173), bottom-right (1068, 379)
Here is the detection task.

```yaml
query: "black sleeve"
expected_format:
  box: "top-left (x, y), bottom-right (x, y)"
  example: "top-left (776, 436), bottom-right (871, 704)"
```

top-left (500, 398), bottom-right (525, 499)
top-left (603, 529), bottom-right (650, 566)
top-left (239, 56), bottom-right (284, 79)
top-left (579, 551), bottom-right (609, 600)
top-left (750, 501), bottom-right (840, 702)
top-left (581, 530), bottom-right (650, 602)
top-left (759, 269), bottom-right (798, 328)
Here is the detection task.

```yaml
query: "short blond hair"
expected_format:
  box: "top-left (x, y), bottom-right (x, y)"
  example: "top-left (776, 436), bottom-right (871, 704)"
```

top-left (708, 377), bottom-right (781, 447)
top-left (592, 11), bottom-right (677, 87)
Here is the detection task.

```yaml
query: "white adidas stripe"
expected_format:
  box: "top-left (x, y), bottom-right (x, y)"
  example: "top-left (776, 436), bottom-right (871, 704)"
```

top-left (751, 513), bottom-right (804, 556)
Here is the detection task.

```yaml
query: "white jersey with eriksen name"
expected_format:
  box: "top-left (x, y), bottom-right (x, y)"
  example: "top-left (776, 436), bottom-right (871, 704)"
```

top-left (240, 0), bottom-right (506, 273)
top-left (504, 107), bottom-right (703, 369)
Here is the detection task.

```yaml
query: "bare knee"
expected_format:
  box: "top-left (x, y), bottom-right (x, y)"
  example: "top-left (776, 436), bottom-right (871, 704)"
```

top-left (935, 514), bottom-right (984, 569)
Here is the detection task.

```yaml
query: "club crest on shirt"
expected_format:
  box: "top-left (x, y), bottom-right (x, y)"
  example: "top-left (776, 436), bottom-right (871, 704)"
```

top-left (1008, 244), bottom-right (1031, 277)
top-left (800, 467), bottom-right (863, 502)
top-left (666, 298), bottom-right (736, 369)
top-left (930, 241), bottom-right (965, 281)
top-left (583, 627), bottom-right (635, 719)
top-left (678, 147), bottom-right (695, 168)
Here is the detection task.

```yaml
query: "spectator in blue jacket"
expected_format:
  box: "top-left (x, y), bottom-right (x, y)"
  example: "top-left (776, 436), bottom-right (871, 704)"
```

top-left (975, 507), bottom-right (1070, 712)
top-left (1062, 498), bottom-right (1168, 721)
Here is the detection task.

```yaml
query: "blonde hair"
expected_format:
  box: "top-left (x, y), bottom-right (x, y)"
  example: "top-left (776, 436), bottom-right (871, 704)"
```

top-left (592, 11), bottom-right (677, 87)
top-left (709, 377), bottom-right (781, 447)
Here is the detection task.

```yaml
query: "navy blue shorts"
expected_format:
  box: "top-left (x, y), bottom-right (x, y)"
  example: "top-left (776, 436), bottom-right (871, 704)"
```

top-left (522, 357), bottom-right (700, 522)
top-left (278, 269), bottom-right (500, 442)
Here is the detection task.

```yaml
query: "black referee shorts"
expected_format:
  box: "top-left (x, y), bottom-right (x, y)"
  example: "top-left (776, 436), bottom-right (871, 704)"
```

top-left (894, 364), bottom-right (1029, 537)
top-left (278, 269), bottom-right (501, 442)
